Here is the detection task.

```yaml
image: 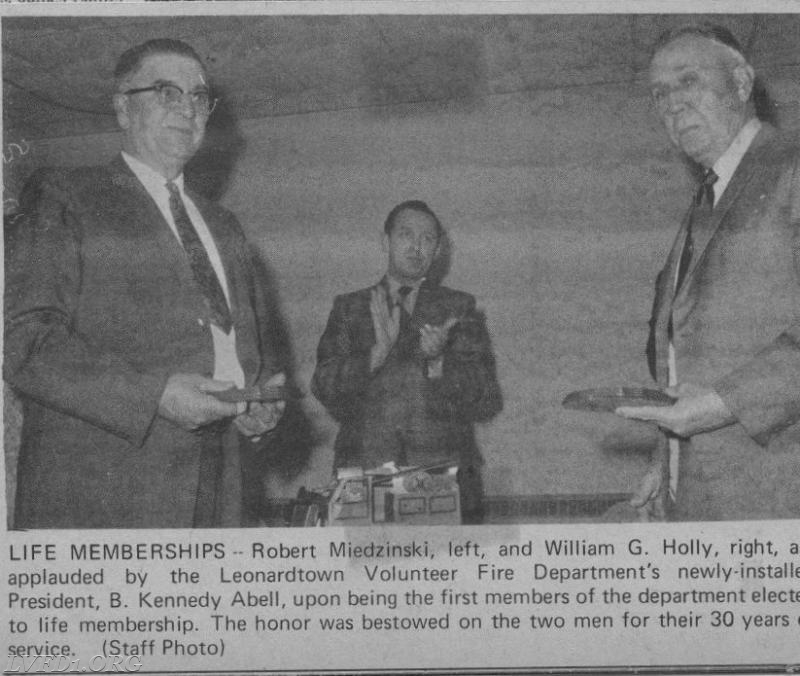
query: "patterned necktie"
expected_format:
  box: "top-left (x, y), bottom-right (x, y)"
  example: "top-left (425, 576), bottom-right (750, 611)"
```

top-left (675, 168), bottom-right (718, 291)
top-left (166, 181), bottom-right (232, 333)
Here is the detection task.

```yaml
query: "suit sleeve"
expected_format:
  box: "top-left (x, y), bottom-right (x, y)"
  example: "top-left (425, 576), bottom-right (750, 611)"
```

top-left (713, 156), bottom-right (800, 446)
top-left (3, 170), bottom-right (168, 446)
top-left (715, 331), bottom-right (800, 446)
top-left (426, 296), bottom-right (503, 423)
top-left (310, 295), bottom-right (373, 422)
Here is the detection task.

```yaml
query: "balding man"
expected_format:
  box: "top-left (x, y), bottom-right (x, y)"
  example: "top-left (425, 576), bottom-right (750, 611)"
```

top-left (5, 39), bottom-right (285, 528)
top-left (617, 25), bottom-right (800, 520)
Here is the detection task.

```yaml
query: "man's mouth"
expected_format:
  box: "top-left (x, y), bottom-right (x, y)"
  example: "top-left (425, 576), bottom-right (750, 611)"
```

top-left (167, 125), bottom-right (194, 136)
top-left (675, 123), bottom-right (701, 137)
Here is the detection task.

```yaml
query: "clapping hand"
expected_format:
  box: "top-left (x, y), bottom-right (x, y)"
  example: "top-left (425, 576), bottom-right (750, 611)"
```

top-left (420, 316), bottom-right (459, 360)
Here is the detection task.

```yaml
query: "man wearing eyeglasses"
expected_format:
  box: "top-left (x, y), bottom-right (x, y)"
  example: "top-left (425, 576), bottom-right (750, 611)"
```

top-left (615, 25), bottom-right (800, 520)
top-left (5, 39), bottom-right (285, 528)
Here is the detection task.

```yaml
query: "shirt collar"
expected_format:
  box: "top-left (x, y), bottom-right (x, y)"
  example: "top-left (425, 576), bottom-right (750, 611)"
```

top-left (121, 151), bottom-right (185, 196)
top-left (385, 275), bottom-right (424, 295)
top-left (382, 275), bottom-right (425, 311)
top-left (711, 117), bottom-right (761, 201)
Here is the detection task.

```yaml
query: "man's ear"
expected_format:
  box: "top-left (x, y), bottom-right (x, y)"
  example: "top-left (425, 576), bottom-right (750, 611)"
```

top-left (732, 63), bottom-right (755, 104)
top-left (113, 93), bottom-right (131, 130)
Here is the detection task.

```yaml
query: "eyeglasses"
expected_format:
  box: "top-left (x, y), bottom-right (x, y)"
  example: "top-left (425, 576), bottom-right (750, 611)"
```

top-left (122, 82), bottom-right (217, 115)
top-left (650, 68), bottom-right (729, 114)
top-left (650, 75), bottom-right (703, 113)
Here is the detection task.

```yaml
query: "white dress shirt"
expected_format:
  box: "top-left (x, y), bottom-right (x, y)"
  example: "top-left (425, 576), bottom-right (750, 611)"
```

top-left (122, 152), bottom-right (245, 387)
top-left (385, 275), bottom-right (422, 315)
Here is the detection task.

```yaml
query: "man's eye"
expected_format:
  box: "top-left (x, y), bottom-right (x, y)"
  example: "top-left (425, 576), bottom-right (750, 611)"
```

top-left (160, 84), bottom-right (183, 103)
top-left (191, 90), bottom-right (210, 106)
top-left (680, 73), bottom-right (699, 88)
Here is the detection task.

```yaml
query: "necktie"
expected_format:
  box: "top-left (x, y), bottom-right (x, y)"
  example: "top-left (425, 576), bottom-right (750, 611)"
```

top-left (675, 168), bottom-right (718, 291)
top-left (397, 285), bottom-right (414, 330)
top-left (395, 285), bottom-right (415, 356)
top-left (397, 285), bottom-right (413, 312)
top-left (166, 181), bottom-right (232, 333)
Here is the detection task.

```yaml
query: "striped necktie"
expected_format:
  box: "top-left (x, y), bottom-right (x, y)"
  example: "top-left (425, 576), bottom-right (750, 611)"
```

top-left (166, 181), bottom-right (232, 333)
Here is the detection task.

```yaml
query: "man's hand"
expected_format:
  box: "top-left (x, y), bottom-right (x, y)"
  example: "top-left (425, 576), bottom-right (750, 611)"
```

top-left (234, 372), bottom-right (287, 442)
top-left (629, 461), bottom-right (667, 521)
top-left (158, 373), bottom-right (244, 431)
top-left (369, 285), bottom-right (400, 371)
top-left (616, 382), bottom-right (736, 437)
top-left (420, 316), bottom-right (459, 360)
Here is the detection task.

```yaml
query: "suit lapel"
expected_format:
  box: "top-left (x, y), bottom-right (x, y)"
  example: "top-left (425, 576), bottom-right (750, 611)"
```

top-left (665, 211), bottom-right (691, 292)
top-left (107, 156), bottom-right (188, 259)
top-left (106, 158), bottom-right (202, 296)
top-left (653, 208), bottom-right (689, 326)
top-left (677, 125), bottom-right (774, 292)
top-left (107, 156), bottom-right (169, 236)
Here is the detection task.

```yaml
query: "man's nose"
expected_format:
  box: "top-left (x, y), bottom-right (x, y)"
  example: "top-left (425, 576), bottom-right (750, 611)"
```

top-left (663, 86), bottom-right (689, 114)
top-left (175, 94), bottom-right (197, 119)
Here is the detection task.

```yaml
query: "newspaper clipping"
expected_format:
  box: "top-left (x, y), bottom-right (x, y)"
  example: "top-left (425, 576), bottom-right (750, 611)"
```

top-left (3, 2), bottom-right (800, 674)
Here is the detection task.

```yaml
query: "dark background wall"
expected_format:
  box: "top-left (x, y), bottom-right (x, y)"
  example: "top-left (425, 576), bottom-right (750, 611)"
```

top-left (4, 14), bottom-right (800, 517)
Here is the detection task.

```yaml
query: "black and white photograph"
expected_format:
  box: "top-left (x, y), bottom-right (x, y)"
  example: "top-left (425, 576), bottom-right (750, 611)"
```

top-left (2, 3), bottom-right (800, 673)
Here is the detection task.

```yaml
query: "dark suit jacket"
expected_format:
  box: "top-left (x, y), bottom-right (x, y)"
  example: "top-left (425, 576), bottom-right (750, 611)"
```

top-left (648, 124), bottom-right (800, 520)
top-left (4, 157), bottom-right (280, 528)
top-left (311, 279), bottom-right (501, 507)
